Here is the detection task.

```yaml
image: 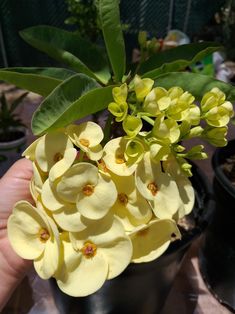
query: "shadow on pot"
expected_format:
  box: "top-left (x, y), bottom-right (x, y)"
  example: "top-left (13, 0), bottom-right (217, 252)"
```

top-left (51, 163), bottom-right (215, 314)
top-left (199, 139), bottom-right (235, 313)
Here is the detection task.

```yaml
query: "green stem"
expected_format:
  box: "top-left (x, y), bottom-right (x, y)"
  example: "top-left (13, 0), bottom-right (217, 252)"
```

top-left (141, 115), bottom-right (155, 126)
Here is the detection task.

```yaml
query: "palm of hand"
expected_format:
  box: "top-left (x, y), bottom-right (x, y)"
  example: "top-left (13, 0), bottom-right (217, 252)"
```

top-left (0, 159), bottom-right (33, 279)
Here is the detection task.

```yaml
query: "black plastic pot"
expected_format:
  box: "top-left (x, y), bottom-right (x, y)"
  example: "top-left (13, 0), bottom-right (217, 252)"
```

top-left (199, 139), bottom-right (235, 313)
top-left (51, 163), bottom-right (215, 314)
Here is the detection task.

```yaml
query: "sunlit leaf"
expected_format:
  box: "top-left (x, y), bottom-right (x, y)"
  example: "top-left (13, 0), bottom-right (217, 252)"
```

top-left (20, 25), bottom-right (111, 84)
top-left (98, 0), bottom-right (126, 82)
top-left (32, 74), bottom-right (114, 135)
top-left (140, 42), bottom-right (222, 79)
top-left (0, 67), bottom-right (75, 96)
top-left (155, 72), bottom-right (235, 101)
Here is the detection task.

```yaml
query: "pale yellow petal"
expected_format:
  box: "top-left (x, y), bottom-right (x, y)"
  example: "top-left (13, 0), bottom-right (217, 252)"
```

top-left (53, 204), bottom-right (87, 232)
top-left (77, 174), bottom-right (117, 220)
top-left (56, 239), bottom-right (108, 297)
top-left (130, 219), bottom-right (181, 263)
top-left (22, 137), bottom-right (41, 161)
top-left (35, 131), bottom-right (73, 172)
top-left (49, 147), bottom-right (77, 182)
top-left (7, 201), bottom-right (48, 259)
top-left (34, 236), bottom-right (60, 279)
top-left (56, 163), bottom-right (98, 203)
top-left (100, 236), bottom-right (132, 279)
top-left (41, 179), bottom-right (64, 211)
top-left (86, 144), bottom-right (103, 161)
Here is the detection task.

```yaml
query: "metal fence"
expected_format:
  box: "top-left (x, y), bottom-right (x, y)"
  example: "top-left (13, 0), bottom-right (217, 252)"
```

top-left (0, 0), bottom-right (225, 68)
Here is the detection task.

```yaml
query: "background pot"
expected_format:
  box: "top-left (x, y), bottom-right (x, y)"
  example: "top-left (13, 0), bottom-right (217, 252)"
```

top-left (199, 139), bottom-right (235, 313)
top-left (51, 163), bottom-right (215, 314)
top-left (0, 126), bottom-right (27, 177)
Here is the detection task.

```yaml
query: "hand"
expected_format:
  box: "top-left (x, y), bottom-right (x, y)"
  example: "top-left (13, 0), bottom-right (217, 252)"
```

top-left (0, 158), bottom-right (33, 310)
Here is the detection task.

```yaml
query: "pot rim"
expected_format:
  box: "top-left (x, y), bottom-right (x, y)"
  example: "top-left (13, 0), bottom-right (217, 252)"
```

top-left (212, 139), bottom-right (235, 198)
top-left (0, 126), bottom-right (28, 150)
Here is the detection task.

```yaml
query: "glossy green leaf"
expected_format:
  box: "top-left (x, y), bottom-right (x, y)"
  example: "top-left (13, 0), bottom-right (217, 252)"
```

top-left (0, 67), bottom-right (75, 96)
top-left (140, 42), bottom-right (222, 79)
top-left (154, 72), bottom-right (235, 101)
top-left (20, 25), bottom-right (111, 84)
top-left (98, 0), bottom-right (126, 82)
top-left (32, 74), bottom-right (114, 135)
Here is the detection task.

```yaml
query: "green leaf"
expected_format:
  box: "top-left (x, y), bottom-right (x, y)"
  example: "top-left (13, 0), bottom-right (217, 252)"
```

top-left (154, 72), bottom-right (235, 101)
top-left (0, 67), bottom-right (75, 96)
top-left (140, 42), bottom-right (222, 79)
top-left (32, 74), bottom-right (114, 135)
top-left (20, 25), bottom-right (111, 84)
top-left (98, 0), bottom-right (126, 82)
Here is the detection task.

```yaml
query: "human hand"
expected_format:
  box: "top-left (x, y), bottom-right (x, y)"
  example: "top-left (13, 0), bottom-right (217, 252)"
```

top-left (0, 158), bottom-right (33, 310)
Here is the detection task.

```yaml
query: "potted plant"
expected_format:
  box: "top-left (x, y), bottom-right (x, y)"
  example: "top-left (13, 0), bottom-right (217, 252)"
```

top-left (0, 0), bottom-right (235, 313)
top-left (199, 137), bottom-right (235, 313)
top-left (0, 90), bottom-right (28, 177)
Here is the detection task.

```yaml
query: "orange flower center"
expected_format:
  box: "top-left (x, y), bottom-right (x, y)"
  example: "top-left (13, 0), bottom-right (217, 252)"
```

top-left (118, 193), bottom-right (128, 205)
top-left (39, 228), bottom-right (50, 242)
top-left (115, 153), bottom-right (126, 164)
top-left (147, 182), bottom-right (158, 196)
top-left (83, 184), bottom-right (95, 196)
top-left (79, 138), bottom-right (90, 147)
top-left (81, 242), bottom-right (97, 259)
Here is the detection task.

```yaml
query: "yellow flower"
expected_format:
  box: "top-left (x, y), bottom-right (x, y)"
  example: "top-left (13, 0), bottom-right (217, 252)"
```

top-left (130, 219), bottom-right (181, 263)
top-left (56, 162), bottom-right (117, 220)
top-left (41, 179), bottom-right (89, 232)
top-left (135, 152), bottom-right (182, 219)
top-left (133, 75), bottom-right (154, 101)
top-left (108, 84), bottom-right (128, 122)
top-left (103, 137), bottom-right (138, 176)
top-left (23, 130), bottom-right (77, 181)
top-left (152, 114), bottom-right (180, 144)
top-left (7, 201), bottom-right (60, 279)
top-left (66, 122), bottom-right (103, 160)
top-left (163, 156), bottom-right (195, 219)
top-left (110, 173), bottom-right (152, 231)
top-left (143, 87), bottom-right (168, 115)
top-left (55, 216), bottom-right (132, 297)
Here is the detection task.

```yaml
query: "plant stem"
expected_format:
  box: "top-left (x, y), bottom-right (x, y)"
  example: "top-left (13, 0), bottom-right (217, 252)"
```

top-left (141, 115), bottom-right (155, 126)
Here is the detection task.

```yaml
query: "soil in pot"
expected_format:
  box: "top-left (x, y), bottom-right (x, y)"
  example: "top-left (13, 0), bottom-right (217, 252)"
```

top-left (50, 163), bottom-right (215, 314)
top-left (0, 130), bottom-right (25, 142)
top-left (199, 139), bottom-right (235, 313)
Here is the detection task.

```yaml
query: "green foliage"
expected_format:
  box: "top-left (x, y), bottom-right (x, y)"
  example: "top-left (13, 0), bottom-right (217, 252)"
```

top-left (0, 91), bottom-right (28, 138)
top-left (65, 0), bottom-right (101, 42)
top-left (0, 0), bottom-right (235, 137)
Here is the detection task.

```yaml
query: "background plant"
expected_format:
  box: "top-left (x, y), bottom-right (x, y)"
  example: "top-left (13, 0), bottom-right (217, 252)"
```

top-left (0, 91), bottom-right (28, 141)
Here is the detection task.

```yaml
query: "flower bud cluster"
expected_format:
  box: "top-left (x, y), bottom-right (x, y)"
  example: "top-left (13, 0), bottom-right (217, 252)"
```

top-left (108, 75), bottom-right (234, 176)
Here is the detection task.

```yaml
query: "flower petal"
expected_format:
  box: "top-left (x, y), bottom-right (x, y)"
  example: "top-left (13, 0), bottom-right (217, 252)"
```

top-left (49, 147), bottom-right (77, 182)
top-left (77, 174), bottom-right (117, 220)
top-left (56, 163), bottom-right (98, 203)
top-left (7, 201), bottom-right (48, 259)
top-left (56, 237), bottom-right (108, 297)
top-left (34, 236), bottom-right (60, 279)
top-left (41, 179), bottom-right (64, 211)
top-left (130, 219), bottom-right (181, 263)
top-left (53, 204), bottom-right (87, 232)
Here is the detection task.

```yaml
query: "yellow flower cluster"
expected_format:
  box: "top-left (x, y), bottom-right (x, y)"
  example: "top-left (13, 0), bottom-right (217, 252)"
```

top-left (7, 76), bottom-right (234, 297)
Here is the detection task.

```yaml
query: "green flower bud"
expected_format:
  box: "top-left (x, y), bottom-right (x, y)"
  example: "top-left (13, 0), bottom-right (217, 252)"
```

top-left (123, 115), bottom-right (143, 138)
top-left (152, 114), bottom-right (180, 144)
top-left (124, 138), bottom-right (145, 164)
top-left (150, 142), bottom-right (171, 162)
top-left (203, 126), bottom-right (228, 147)
top-left (108, 101), bottom-right (128, 122)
